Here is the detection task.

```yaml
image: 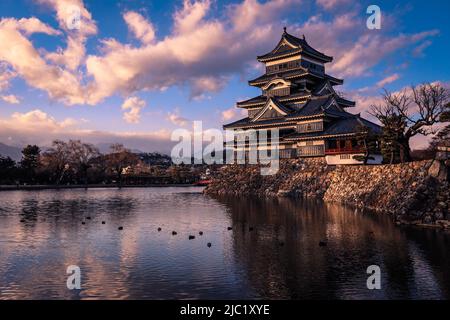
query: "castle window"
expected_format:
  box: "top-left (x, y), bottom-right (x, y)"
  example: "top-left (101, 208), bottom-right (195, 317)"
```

top-left (297, 121), bottom-right (323, 133)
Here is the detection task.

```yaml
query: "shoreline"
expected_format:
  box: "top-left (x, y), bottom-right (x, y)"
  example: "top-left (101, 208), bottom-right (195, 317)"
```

top-left (0, 184), bottom-right (202, 191)
top-left (204, 159), bottom-right (449, 230)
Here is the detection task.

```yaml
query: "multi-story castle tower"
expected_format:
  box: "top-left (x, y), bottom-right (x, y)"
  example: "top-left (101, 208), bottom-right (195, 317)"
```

top-left (224, 28), bottom-right (382, 165)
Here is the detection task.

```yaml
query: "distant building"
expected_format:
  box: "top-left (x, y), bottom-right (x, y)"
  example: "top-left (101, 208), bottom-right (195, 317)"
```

top-left (224, 28), bottom-right (383, 165)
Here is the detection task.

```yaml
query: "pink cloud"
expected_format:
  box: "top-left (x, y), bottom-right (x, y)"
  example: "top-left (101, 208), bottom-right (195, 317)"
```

top-left (0, 0), bottom-right (441, 107)
top-left (316, 0), bottom-right (351, 10)
top-left (0, 109), bottom-right (173, 153)
top-left (167, 108), bottom-right (189, 127)
top-left (376, 73), bottom-right (400, 88)
top-left (221, 107), bottom-right (247, 121)
top-left (123, 11), bottom-right (156, 44)
top-left (1, 94), bottom-right (20, 104)
top-left (121, 96), bottom-right (146, 124)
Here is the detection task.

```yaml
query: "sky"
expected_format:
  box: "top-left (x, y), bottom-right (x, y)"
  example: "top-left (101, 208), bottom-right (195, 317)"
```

top-left (0, 0), bottom-right (449, 153)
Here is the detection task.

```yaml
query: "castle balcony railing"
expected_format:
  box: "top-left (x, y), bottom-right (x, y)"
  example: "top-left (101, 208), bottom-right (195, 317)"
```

top-left (325, 147), bottom-right (365, 155)
top-left (298, 145), bottom-right (325, 157)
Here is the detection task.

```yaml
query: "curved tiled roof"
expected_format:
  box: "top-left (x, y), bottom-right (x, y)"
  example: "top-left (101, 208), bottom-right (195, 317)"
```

top-left (257, 30), bottom-right (333, 63)
top-left (248, 69), bottom-right (308, 86)
top-left (237, 91), bottom-right (311, 107)
top-left (283, 115), bottom-right (382, 140)
top-left (223, 116), bottom-right (297, 129)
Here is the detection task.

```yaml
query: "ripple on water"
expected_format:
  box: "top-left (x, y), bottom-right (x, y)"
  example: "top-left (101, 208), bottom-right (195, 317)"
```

top-left (0, 187), bottom-right (449, 299)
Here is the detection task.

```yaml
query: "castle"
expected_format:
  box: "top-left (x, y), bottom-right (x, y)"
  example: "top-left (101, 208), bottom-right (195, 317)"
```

top-left (223, 28), bottom-right (383, 165)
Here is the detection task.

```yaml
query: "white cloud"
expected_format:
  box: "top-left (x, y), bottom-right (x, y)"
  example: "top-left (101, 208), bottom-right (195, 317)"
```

top-left (1, 94), bottom-right (20, 104)
top-left (4, 109), bottom-right (78, 132)
top-left (121, 96), bottom-right (146, 124)
top-left (0, 0), bottom-right (442, 106)
top-left (0, 62), bottom-right (17, 93)
top-left (37, 0), bottom-right (97, 71)
top-left (167, 108), bottom-right (189, 127)
top-left (221, 107), bottom-right (246, 121)
top-left (0, 17), bottom-right (61, 36)
top-left (413, 40), bottom-right (433, 57)
top-left (376, 73), bottom-right (400, 88)
top-left (0, 16), bottom-right (86, 104)
top-left (0, 109), bottom-right (173, 153)
top-left (316, 0), bottom-right (351, 10)
top-left (290, 15), bottom-right (439, 78)
top-left (123, 11), bottom-right (156, 44)
top-left (84, 0), bottom-right (303, 101)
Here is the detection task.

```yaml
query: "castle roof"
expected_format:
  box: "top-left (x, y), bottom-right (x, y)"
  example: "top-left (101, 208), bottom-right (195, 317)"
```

top-left (257, 29), bottom-right (333, 63)
top-left (248, 69), bottom-right (343, 87)
top-left (284, 116), bottom-right (382, 141)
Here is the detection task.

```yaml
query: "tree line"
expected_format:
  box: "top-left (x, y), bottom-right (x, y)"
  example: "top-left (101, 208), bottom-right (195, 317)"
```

top-left (0, 141), bottom-right (140, 185)
top-left (0, 82), bottom-right (449, 184)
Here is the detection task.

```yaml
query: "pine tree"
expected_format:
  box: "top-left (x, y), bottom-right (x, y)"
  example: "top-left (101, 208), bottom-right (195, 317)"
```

top-left (20, 145), bottom-right (41, 182)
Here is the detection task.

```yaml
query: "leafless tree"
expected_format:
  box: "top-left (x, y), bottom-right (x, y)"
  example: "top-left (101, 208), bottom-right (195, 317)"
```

top-left (41, 140), bottom-right (71, 184)
top-left (105, 143), bottom-right (139, 186)
top-left (67, 140), bottom-right (100, 186)
top-left (369, 83), bottom-right (449, 162)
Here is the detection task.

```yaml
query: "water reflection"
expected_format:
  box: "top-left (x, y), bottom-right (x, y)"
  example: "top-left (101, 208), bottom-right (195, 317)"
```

top-left (0, 188), bottom-right (449, 299)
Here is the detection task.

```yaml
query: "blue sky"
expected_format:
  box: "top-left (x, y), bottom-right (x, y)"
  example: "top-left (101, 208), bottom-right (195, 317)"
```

top-left (0, 0), bottom-right (448, 152)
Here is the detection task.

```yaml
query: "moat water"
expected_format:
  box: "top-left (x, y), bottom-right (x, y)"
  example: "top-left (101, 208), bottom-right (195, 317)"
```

top-left (0, 187), bottom-right (449, 299)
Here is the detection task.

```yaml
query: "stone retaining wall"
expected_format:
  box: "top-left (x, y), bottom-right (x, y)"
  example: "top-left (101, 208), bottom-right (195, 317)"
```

top-left (204, 159), bottom-right (449, 227)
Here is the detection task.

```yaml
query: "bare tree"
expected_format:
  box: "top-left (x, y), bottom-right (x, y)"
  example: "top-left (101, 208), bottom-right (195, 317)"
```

top-left (105, 143), bottom-right (139, 187)
top-left (67, 140), bottom-right (100, 186)
top-left (41, 140), bottom-right (71, 184)
top-left (370, 83), bottom-right (449, 162)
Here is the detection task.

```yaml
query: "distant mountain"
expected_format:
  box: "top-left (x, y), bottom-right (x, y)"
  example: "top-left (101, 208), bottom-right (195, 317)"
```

top-left (95, 142), bottom-right (144, 154)
top-left (138, 152), bottom-right (172, 166)
top-left (0, 143), bottom-right (22, 162)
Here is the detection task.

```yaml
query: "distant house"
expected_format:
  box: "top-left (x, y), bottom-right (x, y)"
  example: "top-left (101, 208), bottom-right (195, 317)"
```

top-left (224, 28), bottom-right (383, 165)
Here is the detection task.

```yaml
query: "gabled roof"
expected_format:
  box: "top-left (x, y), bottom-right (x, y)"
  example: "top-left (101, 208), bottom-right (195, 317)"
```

top-left (248, 69), bottom-right (308, 86)
top-left (237, 91), bottom-right (311, 108)
top-left (313, 80), bottom-right (336, 95)
top-left (251, 97), bottom-right (293, 122)
top-left (284, 115), bottom-right (382, 141)
top-left (257, 29), bottom-right (333, 63)
top-left (223, 116), bottom-right (297, 129)
top-left (286, 95), bottom-right (344, 119)
top-left (336, 96), bottom-right (356, 107)
top-left (236, 95), bottom-right (266, 107)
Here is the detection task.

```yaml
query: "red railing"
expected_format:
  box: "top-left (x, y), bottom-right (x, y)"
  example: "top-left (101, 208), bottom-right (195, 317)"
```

top-left (325, 147), bottom-right (365, 155)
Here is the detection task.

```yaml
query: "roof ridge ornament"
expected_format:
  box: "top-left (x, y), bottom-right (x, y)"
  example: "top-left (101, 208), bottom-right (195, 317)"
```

top-left (283, 27), bottom-right (287, 34)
